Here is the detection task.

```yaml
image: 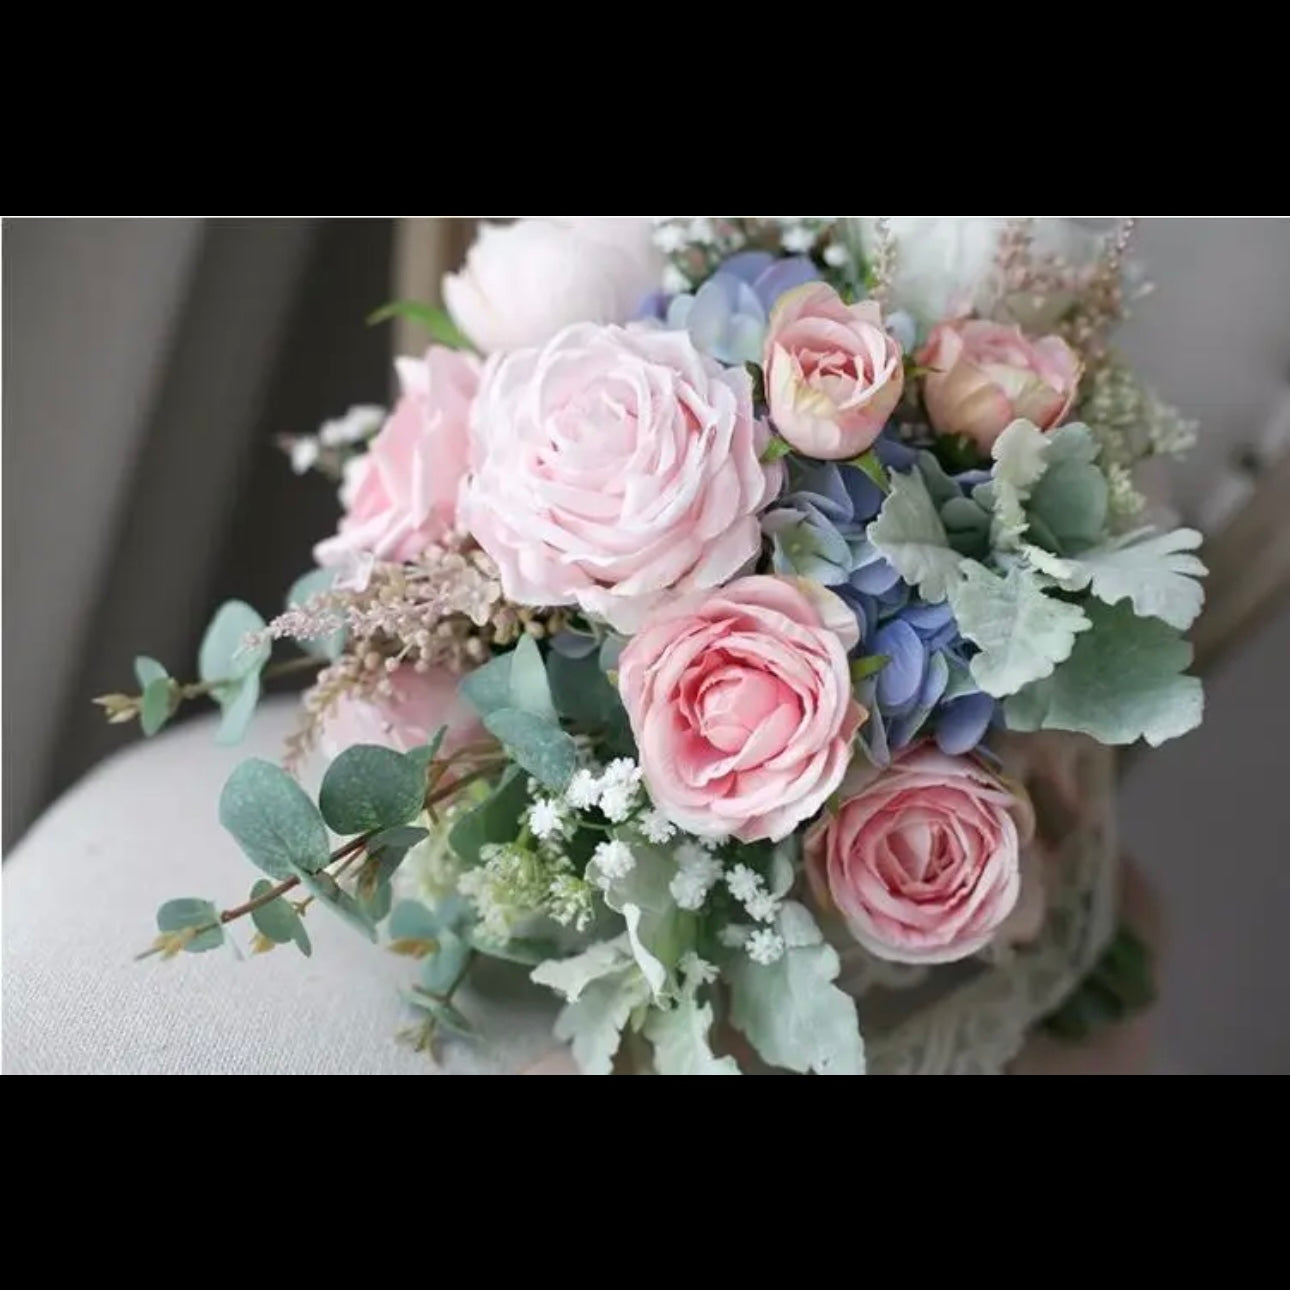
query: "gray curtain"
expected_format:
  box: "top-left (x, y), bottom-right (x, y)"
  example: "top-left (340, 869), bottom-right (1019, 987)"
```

top-left (2, 217), bottom-right (395, 847)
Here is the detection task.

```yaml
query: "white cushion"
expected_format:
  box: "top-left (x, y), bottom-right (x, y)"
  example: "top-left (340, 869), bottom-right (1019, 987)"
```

top-left (3, 698), bottom-right (558, 1075)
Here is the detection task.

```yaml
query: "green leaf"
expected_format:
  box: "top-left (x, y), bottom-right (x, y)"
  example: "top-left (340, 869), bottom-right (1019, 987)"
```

top-left (286, 569), bottom-right (345, 661)
top-left (139, 676), bottom-right (174, 737)
top-left (248, 879), bottom-right (311, 956)
top-left (215, 673), bottom-right (261, 746)
top-left (419, 928), bottom-right (470, 994)
top-left (1041, 527), bottom-right (1207, 631)
top-left (727, 902), bottom-right (865, 1075)
top-left (404, 729), bottom-right (446, 776)
top-left (1004, 600), bottom-right (1203, 747)
top-left (745, 361), bottom-right (768, 408)
top-left (553, 969), bottom-right (649, 1075)
top-left (370, 824), bottom-right (429, 853)
top-left (760, 436), bottom-right (792, 463)
top-left (849, 654), bottom-right (889, 683)
top-left (645, 996), bottom-right (741, 1075)
top-left (388, 899), bottom-right (442, 943)
top-left (989, 418), bottom-right (1050, 545)
top-left (468, 934), bottom-right (559, 966)
top-left (447, 766), bottom-right (528, 864)
top-left (405, 991), bottom-right (476, 1036)
top-left (459, 651), bottom-right (514, 719)
top-left (483, 708), bottom-right (578, 792)
top-left (156, 898), bottom-right (223, 954)
top-left (866, 467), bottom-right (962, 603)
top-left (199, 600), bottom-right (270, 684)
top-left (947, 561), bottom-right (1091, 698)
top-left (850, 448), bottom-right (891, 494)
top-left (546, 649), bottom-right (633, 754)
top-left (914, 450), bottom-right (959, 507)
top-left (319, 744), bottom-right (425, 836)
top-left (293, 866), bottom-right (377, 942)
top-left (507, 634), bottom-right (557, 721)
top-left (367, 300), bottom-right (474, 350)
top-left (1028, 459), bottom-right (1108, 550)
top-left (531, 938), bottom-right (634, 1002)
top-left (219, 759), bottom-right (331, 879)
top-left (134, 656), bottom-right (168, 689)
top-left (362, 878), bottom-right (393, 924)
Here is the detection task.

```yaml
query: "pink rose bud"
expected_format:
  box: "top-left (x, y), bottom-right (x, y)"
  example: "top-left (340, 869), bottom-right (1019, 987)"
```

top-left (917, 319), bottom-right (1082, 450)
top-left (805, 747), bottom-right (1025, 964)
top-left (315, 346), bottom-right (479, 569)
top-left (763, 283), bottom-right (905, 459)
top-left (618, 576), bottom-right (865, 843)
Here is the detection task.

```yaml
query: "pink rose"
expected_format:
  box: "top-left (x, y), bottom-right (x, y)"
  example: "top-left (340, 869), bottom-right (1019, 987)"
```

top-left (315, 346), bottom-right (479, 569)
top-left (618, 576), bottom-right (865, 843)
top-left (805, 746), bottom-right (1024, 964)
top-left (763, 283), bottom-right (905, 459)
top-left (461, 323), bottom-right (782, 634)
top-left (917, 320), bottom-right (1081, 450)
top-left (320, 665), bottom-right (482, 761)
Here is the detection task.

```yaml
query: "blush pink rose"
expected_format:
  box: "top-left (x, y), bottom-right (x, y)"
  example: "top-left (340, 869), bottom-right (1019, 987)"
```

top-left (917, 320), bottom-right (1081, 450)
top-left (320, 665), bottom-right (482, 761)
top-left (315, 346), bottom-right (479, 569)
top-left (618, 576), bottom-right (865, 843)
top-left (460, 323), bottom-right (783, 634)
top-left (805, 746), bottom-right (1023, 964)
top-left (763, 283), bottom-right (905, 459)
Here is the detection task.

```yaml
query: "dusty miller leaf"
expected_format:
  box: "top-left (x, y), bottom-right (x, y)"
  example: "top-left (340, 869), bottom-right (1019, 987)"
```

top-left (866, 467), bottom-right (962, 603)
top-left (645, 996), bottom-right (740, 1075)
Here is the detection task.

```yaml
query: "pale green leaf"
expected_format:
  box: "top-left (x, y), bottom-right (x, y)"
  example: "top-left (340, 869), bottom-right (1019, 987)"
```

top-left (507, 634), bottom-right (557, 721)
top-left (1003, 600), bottom-right (1203, 747)
top-left (292, 866), bottom-right (377, 942)
top-left (366, 300), bottom-right (474, 350)
top-left (249, 879), bottom-right (311, 956)
top-left (597, 842), bottom-right (694, 999)
top-left (1045, 527), bottom-right (1207, 631)
top-left (728, 902), bottom-right (865, 1075)
top-left (866, 467), bottom-right (963, 603)
top-left (448, 766), bottom-right (527, 864)
top-left (645, 996), bottom-right (741, 1075)
top-left (459, 651), bottom-right (513, 718)
top-left (1028, 459), bottom-right (1108, 550)
top-left (947, 561), bottom-right (1091, 698)
top-left (214, 673), bottom-right (261, 746)
top-left (531, 937), bottom-right (633, 1003)
top-left (990, 418), bottom-right (1050, 540)
top-left (319, 744), bottom-right (425, 835)
top-left (219, 759), bottom-right (330, 879)
top-left (1045, 421), bottom-right (1100, 466)
top-left (553, 969), bottom-right (649, 1076)
top-left (419, 928), bottom-right (471, 994)
top-left (139, 676), bottom-right (173, 737)
top-left (134, 656), bottom-right (168, 689)
top-left (156, 898), bottom-right (223, 954)
top-left (387, 899), bottom-right (442, 944)
top-left (199, 600), bottom-right (270, 684)
top-left (483, 708), bottom-right (578, 791)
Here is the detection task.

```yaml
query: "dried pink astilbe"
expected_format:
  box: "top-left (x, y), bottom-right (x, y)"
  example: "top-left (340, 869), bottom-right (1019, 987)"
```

top-left (867, 217), bottom-right (898, 307)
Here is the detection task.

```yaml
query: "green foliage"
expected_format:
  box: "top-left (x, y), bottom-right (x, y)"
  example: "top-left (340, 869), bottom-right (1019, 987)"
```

top-left (467, 934), bottom-right (559, 965)
top-left (156, 898), bottom-right (223, 954)
top-left (483, 709), bottom-right (578, 791)
top-left (420, 928), bottom-right (470, 994)
top-left (850, 448), bottom-right (891, 494)
top-left (554, 970), bottom-right (648, 1076)
top-left (866, 467), bottom-right (962, 603)
top-left (319, 744), bottom-right (425, 836)
top-left (199, 600), bottom-right (271, 746)
top-left (989, 419), bottom-right (1051, 544)
top-left (388, 899), bottom-right (442, 944)
top-left (248, 879), bottom-right (311, 956)
top-left (405, 991), bottom-right (475, 1036)
top-left (219, 759), bottom-right (331, 879)
top-left (1042, 923), bottom-right (1156, 1041)
top-left (547, 648), bottom-right (634, 752)
top-left (134, 656), bottom-right (168, 688)
top-left (286, 569), bottom-right (346, 660)
top-left (531, 937), bottom-right (633, 1002)
top-left (293, 866), bottom-right (377, 942)
top-left (597, 844), bottom-right (693, 1000)
top-left (507, 634), bottom-right (557, 721)
top-left (369, 824), bottom-right (429, 853)
top-left (727, 903), bottom-right (865, 1075)
top-left (849, 654), bottom-right (889, 683)
top-left (367, 300), bottom-right (474, 351)
top-left (448, 765), bottom-right (529, 864)
top-left (459, 651), bottom-right (514, 718)
top-left (404, 729), bottom-right (446, 776)
top-left (1004, 600), bottom-right (1203, 746)
top-left (948, 561), bottom-right (1091, 698)
top-left (760, 436), bottom-right (792, 463)
top-left (139, 676), bottom-right (174, 737)
top-left (645, 996), bottom-right (741, 1075)
top-left (1028, 458), bottom-right (1108, 550)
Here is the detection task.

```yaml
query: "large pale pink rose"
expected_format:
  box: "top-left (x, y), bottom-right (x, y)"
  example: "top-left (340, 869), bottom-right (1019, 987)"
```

top-left (460, 323), bottom-right (783, 634)
top-left (315, 346), bottom-right (478, 569)
top-left (443, 218), bottom-right (662, 354)
top-left (618, 576), bottom-right (865, 843)
top-left (805, 746), bottom-right (1024, 964)
top-left (320, 665), bottom-right (482, 761)
top-left (763, 283), bottom-right (905, 459)
top-left (918, 320), bottom-right (1081, 450)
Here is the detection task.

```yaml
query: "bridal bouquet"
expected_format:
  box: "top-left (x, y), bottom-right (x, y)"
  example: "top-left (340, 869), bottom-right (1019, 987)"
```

top-left (104, 217), bottom-right (1203, 1074)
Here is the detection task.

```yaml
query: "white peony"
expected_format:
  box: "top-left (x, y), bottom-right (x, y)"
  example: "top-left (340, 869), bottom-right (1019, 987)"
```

top-left (442, 217), bottom-right (662, 353)
top-left (855, 216), bottom-right (1111, 325)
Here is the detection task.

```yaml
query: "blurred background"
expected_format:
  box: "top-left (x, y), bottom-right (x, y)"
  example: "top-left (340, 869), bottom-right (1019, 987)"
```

top-left (3, 216), bottom-right (1289, 1071)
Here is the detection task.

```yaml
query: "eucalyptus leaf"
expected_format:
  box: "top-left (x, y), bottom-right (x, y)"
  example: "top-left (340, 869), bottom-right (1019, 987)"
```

top-left (388, 900), bottom-right (442, 943)
top-left (420, 929), bottom-right (471, 994)
top-left (219, 759), bottom-right (330, 878)
top-left (448, 765), bottom-right (528, 864)
top-left (362, 879), bottom-right (393, 924)
top-left (866, 467), bottom-right (962, 603)
top-left (1004, 600), bottom-right (1203, 747)
top-left (286, 569), bottom-right (346, 660)
top-left (319, 744), bottom-right (425, 836)
top-left (645, 996), bottom-right (741, 1075)
top-left (139, 676), bottom-right (174, 737)
top-left (215, 673), bottom-right (261, 746)
top-left (948, 561), bottom-right (1091, 698)
top-left (249, 878), bottom-right (312, 956)
top-left (156, 898), bottom-right (223, 954)
top-left (547, 648), bottom-right (623, 729)
top-left (404, 728), bottom-right (446, 776)
top-left (199, 600), bottom-right (270, 684)
top-left (293, 866), bottom-right (378, 942)
top-left (507, 634), bottom-right (557, 721)
top-left (459, 651), bottom-right (514, 719)
top-left (369, 824), bottom-right (429, 853)
top-left (134, 656), bottom-right (168, 689)
top-left (727, 902), bottom-right (865, 1075)
top-left (405, 991), bottom-right (476, 1036)
top-left (469, 934), bottom-right (559, 966)
top-left (483, 708), bottom-right (578, 791)
top-left (367, 300), bottom-right (474, 351)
